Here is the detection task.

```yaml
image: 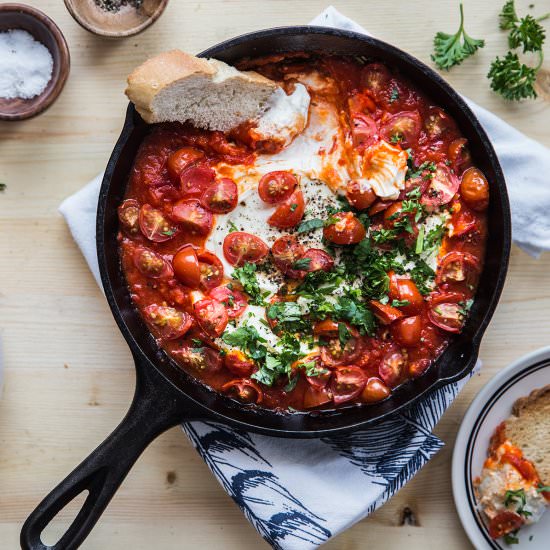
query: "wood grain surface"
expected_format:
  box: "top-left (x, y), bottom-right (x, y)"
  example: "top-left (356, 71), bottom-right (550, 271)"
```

top-left (1, 1), bottom-right (549, 548)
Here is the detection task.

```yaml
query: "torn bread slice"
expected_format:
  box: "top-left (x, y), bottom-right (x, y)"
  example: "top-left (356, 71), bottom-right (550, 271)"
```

top-left (506, 384), bottom-right (550, 485)
top-left (125, 50), bottom-right (278, 130)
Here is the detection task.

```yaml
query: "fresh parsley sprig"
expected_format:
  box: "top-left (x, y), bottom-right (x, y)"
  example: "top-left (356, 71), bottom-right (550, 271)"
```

top-left (432, 4), bottom-right (485, 70)
top-left (231, 262), bottom-right (267, 306)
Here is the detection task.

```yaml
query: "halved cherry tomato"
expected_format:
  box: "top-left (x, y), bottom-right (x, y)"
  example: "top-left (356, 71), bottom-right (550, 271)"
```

top-left (223, 231), bottom-right (269, 266)
top-left (301, 249), bottom-right (334, 273)
top-left (139, 204), bottom-right (178, 242)
top-left (323, 211), bottom-right (366, 245)
top-left (142, 304), bottom-right (193, 340)
top-left (436, 251), bottom-right (480, 287)
top-left (380, 111), bottom-right (421, 148)
top-left (172, 344), bottom-right (222, 373)
top-left (369, 300), bottom-right (404, 325)
top-left (391, 316), bottom-right (422, 347)
top-left (320, 329), bottom-right (363, 367)
top-left (348, 91), bottom-right (376, 114)
top-left (147, 184), bottom-right (181, 207)
top-left (361, 377), bottom-right (391, 403)
top-left (223, 350), bottom-right (255, 377)
top-left (171, 199), bottom-right (213, 236)
top-left (314, 319), bottom-right (340, 337)
top-left (303, 387), bottom-right (333, 409)
top-left (209, 285), bottom-right (248, 318)
top-left (449, 204), bottom-right (477, 237)
top-left (179, 163), bottom-right (216, 197)
top-left (448, 138), bottom-right (472, 174)
top-left (258, 171), bottom-right (298, 204)
top-left (200, 178), bottom-right (238, 213)
top-left (350, 113), bottom-right (378, 148)
top-left (118, 199), bottom-right (140, 235)
top-left (268, 188), bottom-right (305, 229)
top-left (408, 357), bottom-right (432, 378)
top-left (379, 348), bottom-right (406, 387)
top-left (167, 147), bottom-right (205, 181)
top-left (428, 292), bottom-right (467, 333)
top-left (346, 180), bottom-right (376, 210)
top-left (388, 272), bottom-right (424, 315)
top-left (222, 379), bottom-right (263, 404)
top-left (361, 63), bottom-right (391, 95)
top-left (421, 163), bottom-right (460, 208)
top-left (368, 200), bottom-right (392, 216)
top-left (424, 106), bottom-right (457, 139)
top-left (331, 365), bottom-right (368, 405)
top-left (488, 511), bottom-right (524, 540)
top-left (304, 364), bottom-right (331, 390)
top-left (460, 167), bottom-right (489, 211)
top-left (172, 245), bottom-right (200, 288)
top-left (133, 247), bottom-right (173, 279)
top-left (271, 235), bottom-right (305, 276)
top-left (193, 299), bottom-right (228, 337)
top-left (197, 249), bottom-right (224, 289)
top-left (383, 201), bottom-right (417, 237)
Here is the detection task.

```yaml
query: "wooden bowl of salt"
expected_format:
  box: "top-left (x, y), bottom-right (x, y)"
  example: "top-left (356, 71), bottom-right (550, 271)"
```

top-left (0, 4), bottom-right (70, 121)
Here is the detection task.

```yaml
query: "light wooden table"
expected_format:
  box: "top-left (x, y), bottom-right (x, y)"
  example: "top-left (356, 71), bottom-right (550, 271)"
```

top-left (1, 1), bottom-right (549, 548)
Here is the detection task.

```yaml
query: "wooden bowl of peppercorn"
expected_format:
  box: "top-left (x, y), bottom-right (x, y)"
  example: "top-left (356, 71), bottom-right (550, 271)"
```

top-left (64, 0), bottom-right (169, 38)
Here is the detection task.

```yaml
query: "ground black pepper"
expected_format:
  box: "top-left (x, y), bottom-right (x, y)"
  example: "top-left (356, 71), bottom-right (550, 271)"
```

top-left (94, 0), bottom-right (143, 12)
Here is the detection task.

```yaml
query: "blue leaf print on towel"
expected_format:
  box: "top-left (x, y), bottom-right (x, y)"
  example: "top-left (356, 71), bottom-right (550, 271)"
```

top-left (183, 421), bottom-right (331, 549)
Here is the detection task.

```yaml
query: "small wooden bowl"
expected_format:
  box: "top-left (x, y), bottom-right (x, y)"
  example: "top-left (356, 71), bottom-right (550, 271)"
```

top-left (64, 0), bottom-right (169, 38)
top-left (0, 4), bottom-right (70, 121)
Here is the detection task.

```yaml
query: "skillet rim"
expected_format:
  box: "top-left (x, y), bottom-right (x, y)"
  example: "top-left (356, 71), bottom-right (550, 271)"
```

top-left (96, 25), bottom-right (511, 437)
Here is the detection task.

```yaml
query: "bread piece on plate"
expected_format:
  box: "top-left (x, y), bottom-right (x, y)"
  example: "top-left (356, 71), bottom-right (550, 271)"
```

top-left (125, 50), bottom-right (278, 130)
top-left (506, 384), bottom-right (550, 485)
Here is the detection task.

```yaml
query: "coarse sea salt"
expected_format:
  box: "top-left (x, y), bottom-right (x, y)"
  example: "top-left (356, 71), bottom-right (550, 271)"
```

top-left (0, 29), bottom-right (54, 100)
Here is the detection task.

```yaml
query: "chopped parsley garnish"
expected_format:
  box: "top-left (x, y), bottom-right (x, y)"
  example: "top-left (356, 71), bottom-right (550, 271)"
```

top-left (504, 488), bottom-right (532, 518)
top-left (536, 485), bottom-right (550, 493)
top-left (292, 257), bottom-right (312, 270)
top-left (231, 262), bottom-right (266, 306)
top-left (389, 86), bottom-right (400, 103)
top-left (227, 220), bottom-right (239, 232)
top-left (391, 299), bottom-right (410, 308)
top-left (290, 203), bottom-right (298, 212)
top-left (503, 531), bottom-right (520, 545)
top-left (389, 133), bottom-right (403, 144)
top-left (296, 218), bottom-right (325, 233)
top-left (431, 3), bottom-right (484, 70)
top-left (338, 322), bottom-right (351, 346)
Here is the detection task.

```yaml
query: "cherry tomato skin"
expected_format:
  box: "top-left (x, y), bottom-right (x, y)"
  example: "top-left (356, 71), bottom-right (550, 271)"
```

top-left (222, 379), bottom-right (263, 404)
top-left (369, 300), bottom-right (404, 325)
top-left (383, 201), bottom-right (416, 234)
top-left (303, 387), bottom-right (333, 409)
top-left (171, 199), bottom-right (214, 236)
top-left (172, 344), bottom-right (222, 373)
top-left (424, 106), bottom-right (457, 139)
top-left (223, 232), bottom-right (269, 266)
top-left (271, 235), bottom-right (305, 276)
top-left (193, 299), bottom-right (228, 337)
top-left (448, 138), bottom-right (472, 174)
top-left (118, 199), bottom-right (140, 235)
top-left (142, 304), bottom-right (193, 340)
top-left (361, 63), bottom-right (391, 95)
top-left (209, 285), bottom-right (248, 318)
top-left (488, 511), bottom-right (524, 540)
top-left (166, 147), bottom-right (205, 181)
top-left (380, 111), bottom-right (421, 148)
top-left (368, 200), bottom-right (392, 216)
top-left (436, 251), bottom-right (480, 287)
top-left (224, 350), bottom-right (255, 377)
top-left (133, 247), bottom-right (173, 279)
top-left (172, 245), bottom-right (200, 288)
top-left (361, 377), bottom-right (391, 403)
top-left (460, 167), bottom-right (490, 211)
top-left (313, 319), bottom-right (340, 337)
top-left (200, 178), bottom-right (238, 213)
top-left (179, 163), bottom-right (216, 197)
top-left (147, 184), bottom-right (182, 208)
top-left (449, 205), bottom-right (478, 237)
top-left (331, 365), bottom-right (368, 405)
top-left (408, 358), bottom-right (431, 378)
top-left (391, 316), bottom-right (422, 347)
top-left (348, 91), bottom-right (377, 114)
top-left (379, 349), bottom-right (406, 387)
top-left (258, 171), bottom-right (298, 204)
top-left (346, 180), bottom-right (377, 210)
top-left (388, 272), bottom-right (424, 315)
top-left (197, 250), bottom-right (224, 290)
top-left (421, 163), bottom-right (460, 208)
top-left (428, 292), bottom-right (467, 333)
top-left (139, 204), bottom-right (178, 242)
top-left (301, 249), bottom-right (334, 273)
top-left (323, 212), bottom-right (366, 245)
top-left (350, 113), bottom-right (378, 148)
top-left (320, 333), bottom-right (363, 367)
top-left (268, 188), bottom-right (305, 229)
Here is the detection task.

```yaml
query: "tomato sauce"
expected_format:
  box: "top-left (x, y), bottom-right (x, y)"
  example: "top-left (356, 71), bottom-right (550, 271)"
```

top-left (119, 54), bottom-right (488, 412)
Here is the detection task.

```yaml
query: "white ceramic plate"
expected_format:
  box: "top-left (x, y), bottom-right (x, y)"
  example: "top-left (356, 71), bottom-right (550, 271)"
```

top-left (452, 346), bottom-right (550, 549)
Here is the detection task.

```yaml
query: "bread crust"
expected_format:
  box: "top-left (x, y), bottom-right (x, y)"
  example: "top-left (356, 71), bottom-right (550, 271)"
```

top-left (511, 384), bottom-right (550, 417)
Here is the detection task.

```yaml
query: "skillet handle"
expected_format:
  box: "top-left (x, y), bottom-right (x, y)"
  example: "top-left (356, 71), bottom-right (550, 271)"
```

top-left (20, 357), bottom-right (198, 550)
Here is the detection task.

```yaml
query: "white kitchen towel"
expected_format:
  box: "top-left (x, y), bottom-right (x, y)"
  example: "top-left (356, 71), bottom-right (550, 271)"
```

top-left (57, 6), bottom-right (548, 549)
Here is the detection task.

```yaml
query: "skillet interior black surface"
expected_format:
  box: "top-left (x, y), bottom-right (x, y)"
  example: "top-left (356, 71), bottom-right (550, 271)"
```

top-left (21, 27), bottom-right (511, 550)
top-left (99, 26), bottom-right (511, 436)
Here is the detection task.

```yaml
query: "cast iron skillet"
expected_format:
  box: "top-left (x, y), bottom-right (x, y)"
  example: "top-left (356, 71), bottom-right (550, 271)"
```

top-left (21, 26), bottom-right (511, 550)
